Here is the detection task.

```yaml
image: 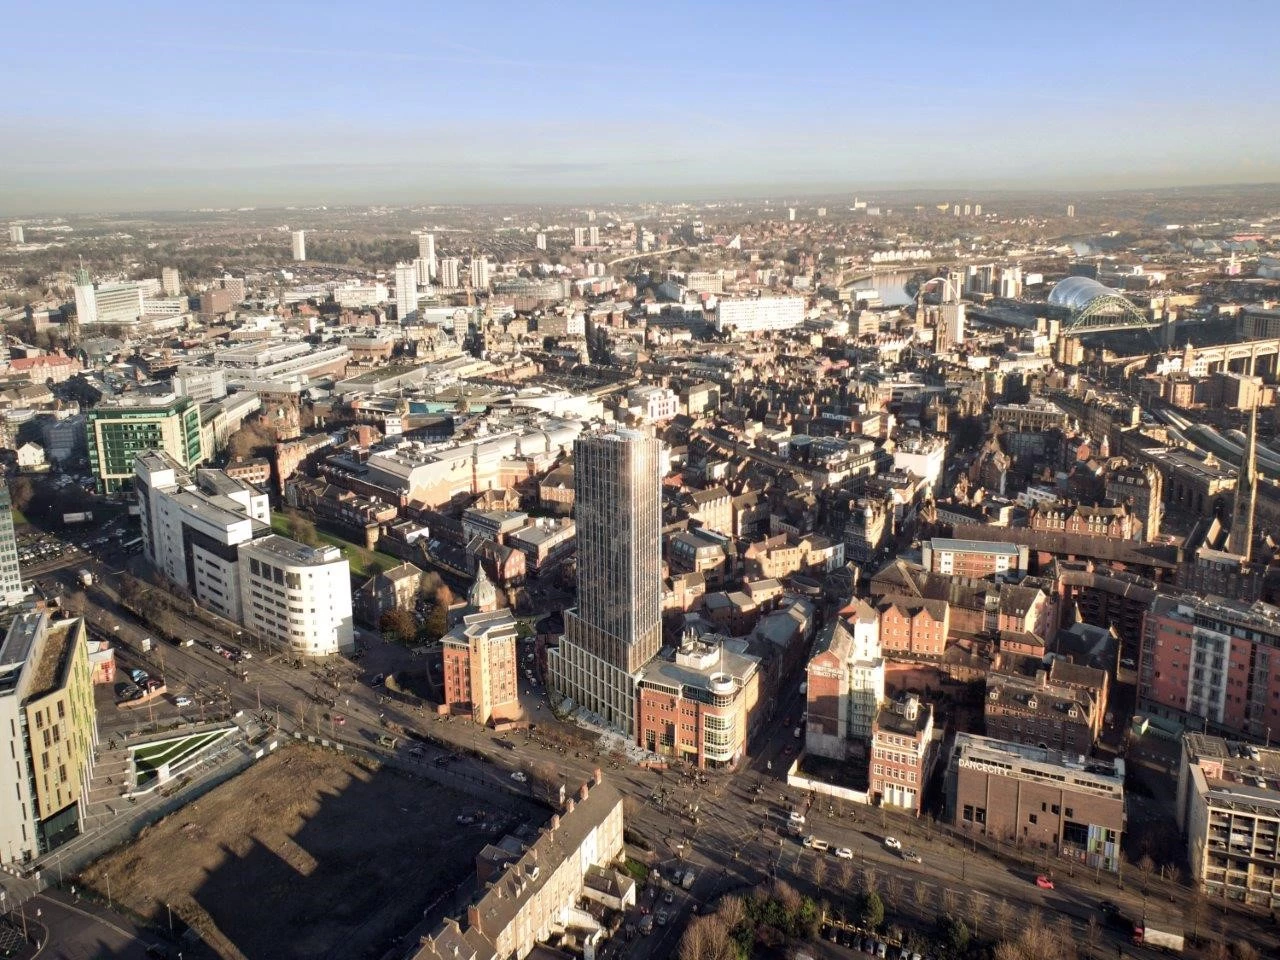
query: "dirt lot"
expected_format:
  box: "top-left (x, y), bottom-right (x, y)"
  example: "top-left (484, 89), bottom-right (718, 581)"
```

top-left (79, 743), bottom-right (540, 960)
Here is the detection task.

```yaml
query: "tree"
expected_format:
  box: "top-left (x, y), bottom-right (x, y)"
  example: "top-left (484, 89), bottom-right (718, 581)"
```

top-left (422, 602), bottom-right (449, 642)
top-left (286, 514), bottom-right (319, 547)
top-left (1138, 853), bottom-right (1156, 893)
top-left (838, 859), bottom-right (855, 893)
top-left (6, 476), bottom-right (34, 514)
top-left (858, 890), bottom-right (884, 930)
top-left (966, 891), bottom-right (986, 939)
top-left (379, 608), bottom-right (415, 642)
top-left (939, 914), bottom-right (970, 954)
top-left (993, 898), bottom-right (1015, 940)
top-left (1232, 942), bottom-right (1260, 960)
top-left (419, 570), bottom-right (446, 598)
top-left (1085, 915), bottom-right (1101, 958)
top-left (811, 854), bottom-right (827, 892)
top-left (882, 874), bottom-right (901, 913)
top-left (226, 419), bottom-right (274, 460)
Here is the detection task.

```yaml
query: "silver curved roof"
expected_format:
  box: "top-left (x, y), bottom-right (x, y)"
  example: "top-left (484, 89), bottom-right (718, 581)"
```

top-left (1048, 275), bottom-right (1123, 311)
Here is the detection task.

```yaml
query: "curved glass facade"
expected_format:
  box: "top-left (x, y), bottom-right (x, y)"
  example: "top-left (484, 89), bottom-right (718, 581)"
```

top-left (1048, 276), bottom-right (1123, 311)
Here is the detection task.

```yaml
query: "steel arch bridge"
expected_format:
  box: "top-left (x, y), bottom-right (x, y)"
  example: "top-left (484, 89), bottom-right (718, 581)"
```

top-left (1062, 294), bottom-right (1158, 335)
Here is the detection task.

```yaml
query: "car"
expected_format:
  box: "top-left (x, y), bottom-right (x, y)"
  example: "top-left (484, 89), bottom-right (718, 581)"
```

top-left (1098, 899), bottom-right (1118, 916)
top-left (1035, 875), bottom-right (1054, 889)
top-left (655, 910), bottom-right (669, 927)
top-left (802, 834), bottom-right (816, 848)
top-left (174, 696), bottom-right (193, 707)
top-left (663, 890), bottom-right (674, 904)
top-left (129, 668), bottom-right (148, 684)
top-left (900, 849), bottom-right (922, 864)
top-left (510, 771), bottom-right (528, 782)
top-left (883, 836), bottom-right (902, 851)
top-left (788, 810), bottom-right (805, 825)
top-left (834, 847), bottom-right (853, 859)
top-left (333, 715), bottom-right (346, 725)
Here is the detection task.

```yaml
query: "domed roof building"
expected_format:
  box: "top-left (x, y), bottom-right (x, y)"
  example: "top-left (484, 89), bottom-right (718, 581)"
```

top-left (1048, 276), bottom-right (1146, 330)
top-left (468, 563), bottom-right (499, 614)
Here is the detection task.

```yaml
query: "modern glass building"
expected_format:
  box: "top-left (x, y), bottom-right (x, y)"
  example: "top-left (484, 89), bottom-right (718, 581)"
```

top-left (86, 394), bottom-right (203, 493)
top-left (548, 427), bottom-right (663, 735)
top-left (0, 481), bottom-right (23, 606)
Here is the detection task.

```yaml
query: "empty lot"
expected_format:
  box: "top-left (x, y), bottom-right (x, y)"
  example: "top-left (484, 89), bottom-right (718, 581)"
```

top-left (79, 742), bottom-right (540, 960)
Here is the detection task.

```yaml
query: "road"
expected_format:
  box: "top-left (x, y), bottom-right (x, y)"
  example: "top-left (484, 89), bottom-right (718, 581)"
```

top-left (8, 530), bottom-right (1278, 959)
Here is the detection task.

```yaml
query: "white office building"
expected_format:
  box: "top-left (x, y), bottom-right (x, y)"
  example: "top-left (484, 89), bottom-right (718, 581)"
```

top-left (395, 262), bottom-right (418, 322)
top-left (135, 452), bottom-right (270, 621)
top-left (238, 536), bottom-right (354, 656)
top-left (713, 296), bottom-right (805, 335)
top-left (291, 230), bottom-right (306, 261)
top-left (161, 267), bottom-right (181, 297)
top-left (536, 232), bottom-right (547, 250)
top-left (334, 282), bottom-right (389, 309)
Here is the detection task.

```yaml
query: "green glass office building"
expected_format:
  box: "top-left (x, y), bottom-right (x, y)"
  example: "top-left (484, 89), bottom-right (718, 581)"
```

top-left (86, 395), bottom-right (204, 493)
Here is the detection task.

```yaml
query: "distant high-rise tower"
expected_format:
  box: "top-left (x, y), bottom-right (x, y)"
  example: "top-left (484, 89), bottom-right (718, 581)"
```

top-left (573, 227), bottom-right (588, 247)
top-left (0, 481), bottom-right (24, 606)
top-left (547, 428), bottom-right (663, 734)
top-left (73, 264), bottom-right (97, 327)
top-left (1066, 204), bottom-right (1076, 218)
top-left (394, 262), bottom-right (418, 322)
top-left (588, 225), bottom-right (600, 246)
top-left (587, 209), bottom-right (597, 222)
top-left (1228, 403), bottom-right (1259, 560)
top-left (817, 207), bottom-right (827, 217)
top-left (788, 207), bottom-right (797, 221)
top-left (161, 266), bottom-right (181, 297)
top-left (291, 230), bottom-right (306, 261)
top-left (963, 204), bottom-right (971, 216)
top-left (413, 257), bottom-right (429, 288)
top-left (8, 224), bottom-right (23, 244)
top-left (973, 203), bottom-right (982, 216)
top-left (953, 204), bottom-right (961, 217)
top-left (469, 257), bottom-right (490, 290)
top-left (417, 231), bottom-right (437, 280)
top-left (439, 257), bottom-right (460, 288)
top-left (535, 232), bottom-right (547, 251)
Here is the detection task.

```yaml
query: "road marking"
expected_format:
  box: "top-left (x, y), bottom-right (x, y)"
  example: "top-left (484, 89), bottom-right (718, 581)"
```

top-left (35, 893), bottom-right (134, 940)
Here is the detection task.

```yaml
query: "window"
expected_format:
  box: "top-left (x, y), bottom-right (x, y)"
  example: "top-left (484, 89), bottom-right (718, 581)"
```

top-left (1029, 814), bottom-right (1038, 825)
top-left (963, 804), bottom-right (975, 822)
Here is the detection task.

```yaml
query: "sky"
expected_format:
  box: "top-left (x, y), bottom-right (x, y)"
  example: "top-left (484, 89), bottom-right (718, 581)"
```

top-left (2, 0), bottom-right (1279, 213)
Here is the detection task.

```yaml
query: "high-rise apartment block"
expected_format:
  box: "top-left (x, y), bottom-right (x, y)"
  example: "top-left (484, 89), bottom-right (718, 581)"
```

top-left (438, 257), bottom-right (460, 289)
top-left (469, 257), bottom-right (490, 290)
top-left (416, 230), bottom-right (437, 280)
top-left (535, 232), bottom-right (547, 250)
top-left (1141, 595), bottom-right (1280, 740)
top-left (161, 266), bottom-right (181, 297)
top-left (548, 428), bottom-right (663, 734)
top-left (588, 225), bottom-right (600, 246)
top-left (0, 612), bottom-right (98, 866)
top-left (291, 229), bottom-right (306, 261)
top-left (395, 261), bottom-right (418, 321)
top-left (87, 394), bottom-right (203, 493)
top-left (0, 481), bottom-right (26, 607)
top-left (573, 227), bottom-right (588, 247)
top-left (9, 224), bottom-right (24, 244)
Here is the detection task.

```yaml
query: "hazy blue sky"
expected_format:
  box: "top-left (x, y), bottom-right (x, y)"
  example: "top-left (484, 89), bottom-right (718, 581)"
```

top-left (3, 0), bottom-right (1278, 213)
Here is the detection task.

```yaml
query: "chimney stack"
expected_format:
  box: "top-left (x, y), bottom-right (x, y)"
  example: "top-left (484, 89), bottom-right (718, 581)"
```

top-left (593, 767), bottom-right (603, 786)
top-left (578, 781), bottom-right (590, 802)
top-left (549, 814), bottom-right (560, 832)
top-left (564, 797), bottom-right (575, 814)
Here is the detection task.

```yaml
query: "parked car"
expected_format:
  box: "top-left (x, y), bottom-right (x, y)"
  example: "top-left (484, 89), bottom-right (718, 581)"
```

top-left (511, 771), bottom-right (528, 783)
top-left (663, 890), bottom-right (674, 904)
top-left (883, 836), bottom-right (902, 851)
top-left (1036, 875), bottom-right (1055, 889)
top-left (834, 847), bottom-right (853, 859)
top-left (900, 849), bottom-right (922, 864)
top-left (174, 696), bottom-right (193, 707)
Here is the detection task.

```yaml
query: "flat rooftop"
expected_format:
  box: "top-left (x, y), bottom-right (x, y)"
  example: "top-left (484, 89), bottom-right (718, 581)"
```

top-left (243, 534), bottom-right (342, 566)
top-left (927, 537), bottom-right (1019, 555)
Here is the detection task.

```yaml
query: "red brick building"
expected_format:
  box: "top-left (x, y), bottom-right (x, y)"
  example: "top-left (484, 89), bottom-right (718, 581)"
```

top-left (870, 693), bottom-right (937, 813)
top-left (876, 595), bottom-right (949, 658)
top-left (1029, 502), bottom-right (1137, 541)
top-left (441, 607), bottom-right (520, 725)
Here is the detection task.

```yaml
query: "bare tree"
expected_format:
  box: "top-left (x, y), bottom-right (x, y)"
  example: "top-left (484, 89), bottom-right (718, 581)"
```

top-left (913, 880), bottom-right (930, 914)
top-left (1085, 915), bottom-right (1101, 958)
top-left (966, 891), bottom-right (986, 938)
top-left (716, 894), bottom-right (745, 931)
top-left (811, 854), bottom-right (827, 892)
top-left (1052, 914), bottom-right (1078, 960)
top-left (1138, 853), bottom-right (1156, 893)
top-left (861, 866), bottom-right (879, 898)
top-left (1233, 941), bottom-right (1260, 960)
top-left (838, 859), bottom-right (856, 894)
top-left (941, 887), bottom-right (958, 920)
top-left (883, 874), bottom-right (902, 913)
top-left (1188, 889), bottom-right (1209, 940)
top-left (994, 897), bottom-right (1015, 940)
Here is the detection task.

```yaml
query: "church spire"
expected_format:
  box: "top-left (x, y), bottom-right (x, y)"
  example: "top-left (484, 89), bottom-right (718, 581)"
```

top-left (1228, 402), bottom-right (1259, 561)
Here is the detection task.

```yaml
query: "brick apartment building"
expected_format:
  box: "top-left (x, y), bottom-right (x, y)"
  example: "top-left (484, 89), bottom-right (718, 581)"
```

top-left (920, 538), bottom-right (1028, 578)
top-left (869, 693), bottom-right (937, 813)
top-left (441, 605), bottom-right (519, 725)
top-left (985, 652), bottom-right (1109, 755)
top-left (1028, 501), bottom-right (1138, 541)
top-left (876, 595), bottom-right (949, 658)
top-left (946, 733), bottom-right (1124, 872)
top-left (1140, 595), bottom-right (1280, 740)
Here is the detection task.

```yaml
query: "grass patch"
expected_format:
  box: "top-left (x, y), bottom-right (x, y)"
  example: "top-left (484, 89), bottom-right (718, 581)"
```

top-left (270, 511), bottom-right (394, 580)
top-left (133, 729), bottom-right (229, 776)
top-left (623, 857), bottom-right (650, 886)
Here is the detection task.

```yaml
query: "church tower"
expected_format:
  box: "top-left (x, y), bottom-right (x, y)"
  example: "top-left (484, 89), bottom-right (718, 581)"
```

top-left (467, 562), bottom-right (499, 614)
top-left (1227, 403), bottom-right (1259, 561)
